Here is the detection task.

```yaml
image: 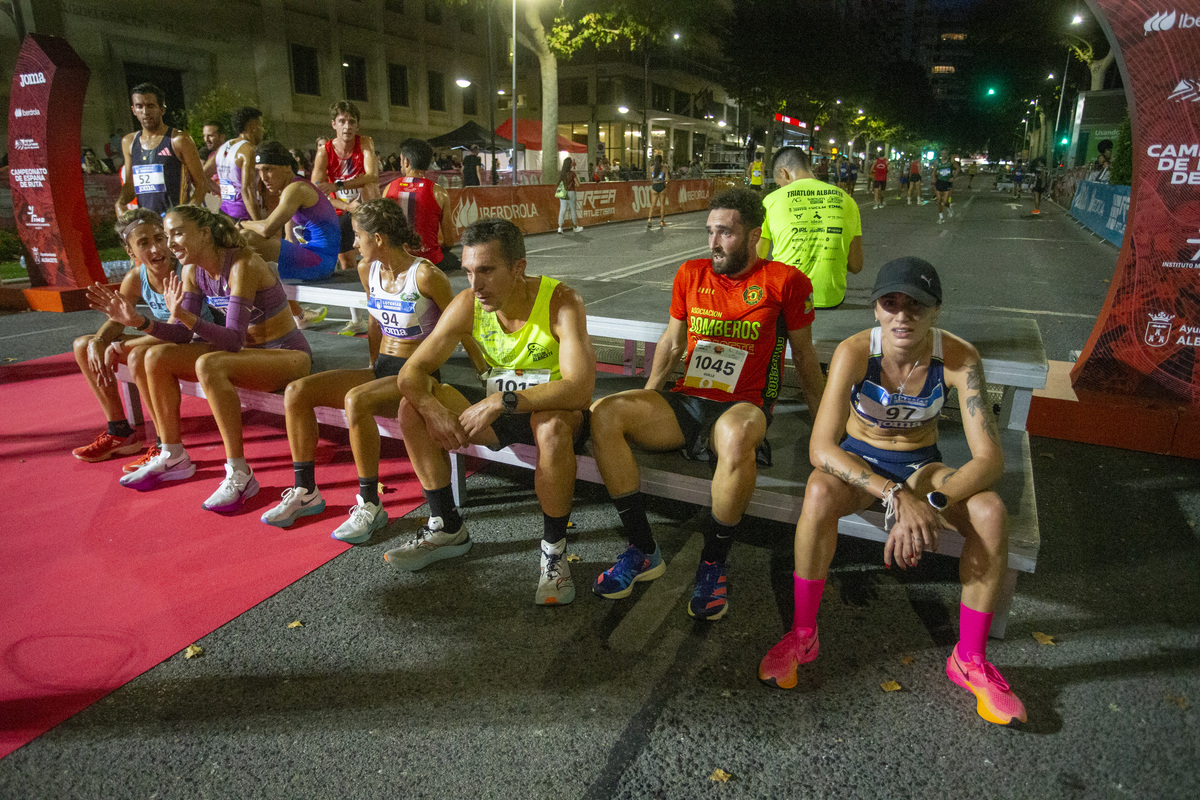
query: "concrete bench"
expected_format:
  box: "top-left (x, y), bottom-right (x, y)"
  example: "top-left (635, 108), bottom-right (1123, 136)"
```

top-left (115, 312), bottom-right (1045, 638)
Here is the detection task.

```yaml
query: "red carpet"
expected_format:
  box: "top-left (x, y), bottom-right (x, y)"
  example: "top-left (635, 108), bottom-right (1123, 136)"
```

top-left (0, 354), bottom-right (427, 758)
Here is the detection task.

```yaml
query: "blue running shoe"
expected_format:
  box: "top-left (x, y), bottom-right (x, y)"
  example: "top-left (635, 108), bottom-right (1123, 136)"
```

top-left (593, 543), bottom-right (665, 599)
top-left (687, 560), bottom-right (728, 620)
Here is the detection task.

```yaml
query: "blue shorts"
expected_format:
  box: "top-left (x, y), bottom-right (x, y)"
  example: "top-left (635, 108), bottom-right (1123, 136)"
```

top-left (277, 239), bottom-right (338, 282)
top-left (840, 435), bottom-right (942, 484)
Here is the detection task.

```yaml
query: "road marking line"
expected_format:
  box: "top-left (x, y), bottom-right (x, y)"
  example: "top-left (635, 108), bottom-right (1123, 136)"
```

top-left (958, 304), bottom-right (1095, 319)
top-left (0, 324), bottom-right (75, 341)
top-left (607, 531), bottom-right (703, 653)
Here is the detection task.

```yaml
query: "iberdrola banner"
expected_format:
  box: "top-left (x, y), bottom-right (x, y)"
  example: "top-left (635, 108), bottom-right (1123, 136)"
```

top-left (1072, 2), bottom-right (1200, 403)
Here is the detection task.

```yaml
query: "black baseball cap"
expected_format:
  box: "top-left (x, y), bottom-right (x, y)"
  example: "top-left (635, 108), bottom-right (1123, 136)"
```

top-left (870, 257), bottom-right (942, 306)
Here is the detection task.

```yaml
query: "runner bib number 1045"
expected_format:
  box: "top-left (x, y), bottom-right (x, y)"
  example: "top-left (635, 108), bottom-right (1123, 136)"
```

top-left (485, 368), bottom-right (551, 395)
top-left (682, 340), bottom-right (748, 394)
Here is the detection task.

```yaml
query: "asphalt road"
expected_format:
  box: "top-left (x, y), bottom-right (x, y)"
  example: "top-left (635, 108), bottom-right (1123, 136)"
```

top-left (1, 184), bottom-right (1198, 799)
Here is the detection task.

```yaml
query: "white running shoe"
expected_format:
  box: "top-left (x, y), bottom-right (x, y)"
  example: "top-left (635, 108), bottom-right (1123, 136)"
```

top-left (938, 215), bottom-right (945, 224)
top-left (295, 306), bottom-right (328, 330)
top-left (120, 449), bottom-right (195, 491)
top-left (338, 317), bottom-right (369, 336)
top-left (202, 464), bottom-right (260, 513)
top-left (557, 226), bottom-right (564, 234)
top-left (331, 494), bottom-right (388, 544)
top-left (573, 225), bottom-right (583, 232)
top-left (383, 516), bottom-right (471, 571)
top-left (535, 539), bottom-right (575, 605)
top-left (261, 486), bottom-right (326, 527)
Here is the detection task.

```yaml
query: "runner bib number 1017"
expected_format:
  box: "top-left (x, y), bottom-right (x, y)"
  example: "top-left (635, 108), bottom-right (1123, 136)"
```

top-left (485, 368), bottom-right (552, 395)
top-left (682, 340), bottom-right (748, 394)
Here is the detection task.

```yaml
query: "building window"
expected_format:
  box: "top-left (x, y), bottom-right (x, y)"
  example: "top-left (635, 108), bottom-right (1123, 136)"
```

top-left (561, 78), bottom-right (588, 106)
top-left (384, 0), bottom-right (404, 12)
top-left (596, 79), bottom-right (614, 106)
top-left (388, 63), bottom-right (409, 107)
top-left (931, 65), bottom-right (956, 74)
top-left (291, 44), bottom-right (320, 96)
top-left (425, 0), bottom-right (443, 24)
top-left (674, 89), bottom-right (690, 115)
top-left (460, 9), bottom-right (475, 34)
top-left (428, 70), bottom-right (446, 111)
top-left (940, 32), bottom-right (966, 41)
top-left (462, 85), bottom-right (477, 115)
top-left (342, 54), bottom-right (368, 101)
top-left (651, 83), bottom-right (671, 112)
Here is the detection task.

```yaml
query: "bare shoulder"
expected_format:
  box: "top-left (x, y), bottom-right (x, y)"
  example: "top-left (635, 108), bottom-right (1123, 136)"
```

top-left (833, 329), bottom-right (873, 361)
top-left (361, 135), bottom-right (377, 152)
top-left (938, 329), bottom-right (982, 372)
top-left (549, 280), bottom-right (586, 317)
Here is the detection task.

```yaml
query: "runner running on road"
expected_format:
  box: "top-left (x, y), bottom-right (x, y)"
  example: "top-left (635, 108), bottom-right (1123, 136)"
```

top-left (758, 256), bottom-right (1027, 727)
top-left (933, 149), bottom-right (957, 224)
top-left (907, 157), bottom-right (922, 205)
top-left (871, 154), bottom-right (889, 209)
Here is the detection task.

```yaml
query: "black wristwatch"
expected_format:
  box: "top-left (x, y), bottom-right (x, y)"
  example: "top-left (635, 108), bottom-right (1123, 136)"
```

top-left (501, 391), bottom-right (519, 414)
top-left (927, 491), bottom-right (949, 511)
top-left (335, 179), bottom-right (345, 190)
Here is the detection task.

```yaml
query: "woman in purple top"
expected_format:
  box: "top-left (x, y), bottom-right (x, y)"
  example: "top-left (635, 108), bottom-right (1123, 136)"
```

top-left (239, 140), bottom-right (340, 281)
top-left (89, 205), bottom-right (311, 513)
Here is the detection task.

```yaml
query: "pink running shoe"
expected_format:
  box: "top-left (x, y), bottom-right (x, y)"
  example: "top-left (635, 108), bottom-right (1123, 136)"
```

top-left (946, 648), bottom-right (1027, 725)
top-left (758, 628), bottom-right (819, 689)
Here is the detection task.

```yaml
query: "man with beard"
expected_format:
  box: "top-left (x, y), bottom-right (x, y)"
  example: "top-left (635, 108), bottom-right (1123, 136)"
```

top-left (589, 188), bottom-right (826, 621)
top-left (116, 83), bottom-right (207, 215)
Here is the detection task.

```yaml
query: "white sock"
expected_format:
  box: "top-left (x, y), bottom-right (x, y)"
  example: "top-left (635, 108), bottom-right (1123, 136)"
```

top-left (227, 457), bottom-right (250, 474)
top-left (161, 442), bottom-right (185, 459)
top-left (542, 538), bottom-right (566, 555)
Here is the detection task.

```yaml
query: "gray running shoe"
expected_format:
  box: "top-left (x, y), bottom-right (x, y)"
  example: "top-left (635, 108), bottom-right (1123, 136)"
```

top-left (331, 494), bottom-right (388, 544)
top-left (383, 516), bottom-right (471, 571)
top-left (535, 539), bottom-right (575, 605)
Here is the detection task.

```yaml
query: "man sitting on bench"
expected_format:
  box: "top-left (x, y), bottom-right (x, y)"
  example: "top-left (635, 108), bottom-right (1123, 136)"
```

top-left (393, 219), bottom-right (596, 606)
top-left (758, 256), bottom-right (1026, 726)
top-left (589, 187), bottom-right (826, 620)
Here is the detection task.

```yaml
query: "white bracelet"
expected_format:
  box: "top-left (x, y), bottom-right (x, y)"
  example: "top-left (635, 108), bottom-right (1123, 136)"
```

top-left (882, 482), bottom-right (903, 530)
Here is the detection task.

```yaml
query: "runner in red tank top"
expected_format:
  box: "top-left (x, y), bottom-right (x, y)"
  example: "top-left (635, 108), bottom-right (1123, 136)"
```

top-left (383, 137), bottom-right (460, 272)
top-left (871, 155), bottom-right (889, 209)
top-left (311, 100), bottom-right (380, 333)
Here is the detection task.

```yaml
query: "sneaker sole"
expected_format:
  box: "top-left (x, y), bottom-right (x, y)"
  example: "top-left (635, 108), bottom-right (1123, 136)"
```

top-left (261, 499), bottom-right (327, 528)
top-left (202, 477), bottom-right (261, 513)
top-left (945, 655), bottom-right (1020, 725)
top-left (687, 599), bottom-right (728, 621)
top-left (121, 462), bottom-right (196, 491)
top-left (73, 441), bottom-right (143, 463)
top-left (759, 635), bottom-right (820, 689)
top-left (536, 582), bottom-right (576, 606)
top-left (384, 537), bottom-right (471, 571)
top-left (331, 509), bottom-right (388, 544)
top-left (594, 559), bottom-right (666, 600)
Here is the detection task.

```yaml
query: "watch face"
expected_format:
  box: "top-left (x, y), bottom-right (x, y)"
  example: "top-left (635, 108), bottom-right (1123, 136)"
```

top-left (927, 491), bottom-right (948, 510)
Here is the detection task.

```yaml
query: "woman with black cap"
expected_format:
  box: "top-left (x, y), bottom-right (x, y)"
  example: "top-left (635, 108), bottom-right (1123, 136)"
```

top-left (758, 256), bottom-right (1027, 726)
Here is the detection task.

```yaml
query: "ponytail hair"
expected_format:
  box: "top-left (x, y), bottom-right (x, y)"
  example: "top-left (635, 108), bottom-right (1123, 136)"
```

top-left (353, 198), bottom-right (423, 253)
top-left (114, 207), bottom-right (162, 244)
top-left (165, 204), bottom-right (245, 249)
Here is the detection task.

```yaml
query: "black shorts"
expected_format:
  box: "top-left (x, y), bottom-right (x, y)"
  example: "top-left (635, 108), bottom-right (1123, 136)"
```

top-left (373, 353), bottom-right (439, 382)
top-left (454, 383), bottom-right (588, 452)
top-left (659, 390), bottom-right (772, 466)
top-left (339, 212), bottom-right (356, 253)
top-left (935, 180), bottom-right (952, 192)
top-left (873, 179), bottom-right (886, 189)
top-left (909, 173), bottom-right (922, 183)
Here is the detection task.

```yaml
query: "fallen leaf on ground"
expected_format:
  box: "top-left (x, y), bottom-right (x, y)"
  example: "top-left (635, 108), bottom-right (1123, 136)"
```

top-left (377, 482), bottom-right (386, 495)
top-left (1109, 703), bottom-right (1120, 712)
top-left (900, 656), bottom-right (915, 665)
top-left (1032, 632), bottom-right (1056, 645)
top-left (3, 358), bottom-right (15, 362)
top-left (881, 680), bottom-right (902, 692)
top-left (287, 621), bottom-right (303, 628)
top-left (183, 644), bottom-right (203, 659)
top-left (1038, 452), bottom-right (1056, 460)
top-left (566, 521), bottom-right (575, 528)
top-left (708, 768), bottom-right (733, 783)
top-left (565, 554), bottom-right (581, 563)
top-left (1166, 693), bottom-right (1189, 710)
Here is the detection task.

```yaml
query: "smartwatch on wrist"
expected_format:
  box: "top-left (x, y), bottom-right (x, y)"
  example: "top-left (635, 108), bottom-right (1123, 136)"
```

top-left (927, 491), bottom-right (949, 511)
top-left (501, 391), bottom-right (519, 414)
top-left (335, 179), bottom-right (346, 190)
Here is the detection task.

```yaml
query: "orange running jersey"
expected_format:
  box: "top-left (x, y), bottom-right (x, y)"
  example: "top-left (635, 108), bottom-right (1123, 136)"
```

top-left (668, 258), bottom-right (815, 409)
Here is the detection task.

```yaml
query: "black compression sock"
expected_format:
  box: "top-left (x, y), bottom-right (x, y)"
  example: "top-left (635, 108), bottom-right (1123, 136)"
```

top-left (612, 491), bottom-right (656, 554)
top-left (543, 512), bottom-right (570, 545)
top-left (107, 420), bottom-right (134, 439)
top-left (700, 512), bottom-right (737, 563)
top-left (293, 461), bottom-right (316, 492)
top-left (359, 476), bottom-right (380, 506)
top-left (425, 484), bottom-right (463, 531)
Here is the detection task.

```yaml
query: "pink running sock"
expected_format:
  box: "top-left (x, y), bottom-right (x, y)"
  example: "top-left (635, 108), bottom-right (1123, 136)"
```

top-left (957, 603), bottom-right (993, 661)
top-left (792, 575), bottom-right (825, 632)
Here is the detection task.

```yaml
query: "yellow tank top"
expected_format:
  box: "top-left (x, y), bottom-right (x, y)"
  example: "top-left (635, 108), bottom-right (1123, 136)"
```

top-left (472, 275), bottom-right (562, 380)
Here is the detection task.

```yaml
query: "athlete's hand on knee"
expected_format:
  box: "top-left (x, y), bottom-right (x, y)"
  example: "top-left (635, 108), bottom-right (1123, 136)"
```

top-left (426, 404), bottom-right (470, 451)
top-left (86, 339), bottom-right (110, 385)
top-left (101, 342), bottom-right (126, 385)
top-left (87, 282), bottom-right (141, 328)
top-left (459, 397), bottom-right (502, 441)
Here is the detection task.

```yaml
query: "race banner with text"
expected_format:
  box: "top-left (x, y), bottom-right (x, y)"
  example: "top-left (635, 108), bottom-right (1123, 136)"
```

top-left (1072, 1), bottom-right (1200, 403)
top-left (443, 179), bottom-right (716, 239)
top-left (1069, 179), bottom-right (1130, 247)
top-left (7, 34), bottom-right (104, 288)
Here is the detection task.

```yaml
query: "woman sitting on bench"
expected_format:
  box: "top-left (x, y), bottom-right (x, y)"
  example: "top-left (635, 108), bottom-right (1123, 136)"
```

top-left (260, 199), bottom-right (484, 543)
top-left (758, 257), bottom-right (1026, 725)
top-left (77, 209), bottom-right (212, 467)
top-left (88, 204), bottom-right (312, 513)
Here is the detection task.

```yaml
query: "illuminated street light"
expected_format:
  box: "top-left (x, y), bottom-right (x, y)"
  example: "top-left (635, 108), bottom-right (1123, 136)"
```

top-left (672, 32), bottom-right (680, 40)
top-left (835, 99), bottom-right (841, 104)
top-left (717, 120), bottom-right (727, 127)
top-left (829, 138), bottom-right (835, 144)
top-left (1072, 13), bottom-right (1083, 24)
top-left (857, 108), bottom-right (864, 114)
top-left (456, 78), bottom-right (472, 88)
top-left (987, 87), bottom-right (996, 96)
top-left (618, 105), bottom-right (629, 114)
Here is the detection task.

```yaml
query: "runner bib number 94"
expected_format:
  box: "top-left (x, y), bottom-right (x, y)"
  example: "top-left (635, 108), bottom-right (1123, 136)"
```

top-left (682, 340), bottom-right (748, 394)
top-left (485, 368), bottom-right (551, 395)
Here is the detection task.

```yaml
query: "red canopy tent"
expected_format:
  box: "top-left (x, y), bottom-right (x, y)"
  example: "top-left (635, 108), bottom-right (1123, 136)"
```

top-left (495, 118), bottom-right (587, 153)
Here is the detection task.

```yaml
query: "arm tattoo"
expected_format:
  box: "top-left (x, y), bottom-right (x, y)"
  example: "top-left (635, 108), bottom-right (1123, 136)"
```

top-left (963, 361), bottom-right (1002, 444)
top-left (820, 457), bottom-right (873, 489)
top-left (939, 469), bottom-right (958, 487)
top-left (965, 361), bottom-right (985, 393)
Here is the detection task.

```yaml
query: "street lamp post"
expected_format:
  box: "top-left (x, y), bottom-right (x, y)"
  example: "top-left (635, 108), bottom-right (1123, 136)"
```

top-left (1049, 14), bottom-right (1084, 188)
top-left (511, 0), bottom-right (517, 186)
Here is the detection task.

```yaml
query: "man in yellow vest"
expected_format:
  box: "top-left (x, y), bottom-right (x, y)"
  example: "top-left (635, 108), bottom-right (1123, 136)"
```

top-left (393, 219), bottom-right (597, 606)
top-left (746, 155), bottom-right (765, 191)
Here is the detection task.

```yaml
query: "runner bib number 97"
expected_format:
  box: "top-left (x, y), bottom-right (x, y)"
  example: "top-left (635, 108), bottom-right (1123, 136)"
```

top-left (485, 368), bottom-right (551, 395)
top-left (682, 340), bottom-right (748, 394)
